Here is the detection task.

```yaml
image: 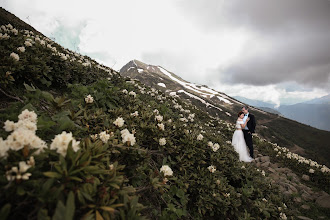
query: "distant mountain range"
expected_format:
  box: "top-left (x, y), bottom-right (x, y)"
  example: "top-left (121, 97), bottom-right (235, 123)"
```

top-left (233, 95), bottom-right (330, 131)
top-left (120, 60), bottom-right (330, 166)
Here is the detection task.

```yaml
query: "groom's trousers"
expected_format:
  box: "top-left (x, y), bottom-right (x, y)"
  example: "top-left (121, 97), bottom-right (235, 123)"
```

top-left (243, 130), bottom-right (254, 158)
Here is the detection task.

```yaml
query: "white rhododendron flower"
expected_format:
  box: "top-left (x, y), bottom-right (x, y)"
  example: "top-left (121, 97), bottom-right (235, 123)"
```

top-left (155, 115), bottom-right (163, 122)
top-left (18, 109), bottom-right (37, 123)
top-left (50, 131), bottom-right (80, 157)
top-left (129, 91), bottom-right (136, 97)
top-left (309, 168), bottom-right (315, 174)
top-left (113, 117), bottom-right (125, 127)
top-left (122, 89), bottom-right (128, 94)
top-left (279, 212), bottom-right (287, 220)
top-left (10, 52), bottom-right (19, 61)
top-left (6, 161), bottom-right (32, 181)
top-left (160, 165), bottom-right (173, 177)
top-left (159, 138), bottom-right (166, 146)
top-left (130, 111), bottom-right (139, 117)
top-left (24, 41), bottom-right (32, 47)
top-left (85, 94), bottom-right (94, 103)
top-left (3, 120), bottom-right (16, 132)
top-left (208, 165), bottom-right (216, 173)
top-left (157, 123), bottom-right (165, 131)
top-left (99, 131), bottom-right (110, 143)
top-left (120, 129), bottom-right (136, 146)
top-left (212, 143), bottom-right (220, 152)
top-left (17, 46), bottom-right (25, 53)
top-left (0, 138), bottom-right (9, 158)
top-left (197, 134), bottom-right (203, 141)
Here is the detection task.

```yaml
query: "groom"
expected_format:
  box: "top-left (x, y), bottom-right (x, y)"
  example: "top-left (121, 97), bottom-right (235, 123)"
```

top-left (242, 106), bottom-right (256, 158)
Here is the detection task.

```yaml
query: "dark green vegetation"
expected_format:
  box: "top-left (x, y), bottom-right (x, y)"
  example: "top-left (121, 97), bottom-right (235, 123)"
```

top-left (0, 8), bottom-right (291, 219)
top-left (0, 7), bottom-right (329, 220)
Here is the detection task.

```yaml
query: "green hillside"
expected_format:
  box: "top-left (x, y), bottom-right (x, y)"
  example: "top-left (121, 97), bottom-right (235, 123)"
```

top-left (0, 7), bottom-right (329, 219)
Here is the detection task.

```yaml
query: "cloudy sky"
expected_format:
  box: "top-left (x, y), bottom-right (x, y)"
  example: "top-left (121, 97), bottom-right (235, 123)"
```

top-left (2, 0), bottom-right (330, 106)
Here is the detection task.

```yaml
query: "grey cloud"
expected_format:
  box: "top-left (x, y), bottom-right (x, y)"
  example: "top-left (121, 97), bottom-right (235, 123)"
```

top-left (178, 0), bottom-right (330, 91)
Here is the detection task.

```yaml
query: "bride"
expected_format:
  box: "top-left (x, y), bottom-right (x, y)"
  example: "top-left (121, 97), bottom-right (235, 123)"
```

top-left (232, 111), bottom-right (253, 162)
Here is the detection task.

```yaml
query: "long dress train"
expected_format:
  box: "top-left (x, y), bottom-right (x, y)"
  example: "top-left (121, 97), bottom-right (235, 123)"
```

top-left (232, 120), bottom-right (253, 162)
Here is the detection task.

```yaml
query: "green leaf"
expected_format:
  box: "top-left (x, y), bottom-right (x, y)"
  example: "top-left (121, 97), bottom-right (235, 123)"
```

top-left (44, 172), bottom-right (62, 179)
top-left (16, 186), bottom-right (25, 196)
top-left (52, 201), bottom-right (65, 220)
top-left (65, 191), bottom-right (75, 220)
top-left (41, 91), bottom-right (54, 102)
top-left (0, 204), bottom-right (11, 220)
top-left (37, 208), bottom-right (50, 220)
top-left (24, 83), bottom-right (36, 92)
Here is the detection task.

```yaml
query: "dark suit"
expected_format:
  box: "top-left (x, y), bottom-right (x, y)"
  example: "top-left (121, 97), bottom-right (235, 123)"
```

top-left (243, 113), bottom-right (256, 158)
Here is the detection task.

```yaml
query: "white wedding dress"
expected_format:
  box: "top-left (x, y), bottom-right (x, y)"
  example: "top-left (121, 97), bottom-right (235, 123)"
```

top-left (232, 120), bottom-right (253, 162)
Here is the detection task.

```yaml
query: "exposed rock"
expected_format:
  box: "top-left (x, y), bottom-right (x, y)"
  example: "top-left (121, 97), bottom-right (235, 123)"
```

top-left (261, 161), bottom-right (270, 167)
top-left (270, 163), bottom-right (280, 169)
top-left (316, 194), bottom-right (330, 208)
top-left (301, 204), bottom-right (310, 210)
top-left (302, 193), bottom-right (313, 201)
top-left (302, 174), bottom-right (310, 181)
top-left (257, 154), bottom-right (263, 157)
top-left (268, 167), bottom-right (276, 173)
top-left (297, 216), bottom-right (313, 220)
top-left (260, 156), bottom-right (270, 162)
top-left (256, 162), bottom-right (261, 168)
top-left (294, 197), bottom-right (302, 203)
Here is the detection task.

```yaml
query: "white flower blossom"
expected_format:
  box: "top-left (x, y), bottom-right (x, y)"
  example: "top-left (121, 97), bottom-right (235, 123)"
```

top-left (6, 161), bottom-right (32, 181)
top-left (3, 120), bottom-right (16, 132)
top-left (120, 129), bottom-right (136, 146)
top-left (50, 131), bottom-right (80, 157)
top-left (157, 123), bottom-right (165, 131)
top-left (309, 168), bottom-right (315, 174)
top-left (99, 131), bottom-right (110, 143)
top-left (17, 46), bottom-right (25, 53)
top-left (130, 111), bottom-right (139, 117)
top-left (197, 134), bottom-right (204, 141)
top-left (155, 115), bottom-right (163, 122)
top-left (129, 91), bottom-right (136, 97)
top-left (159, 138), bottom-right (166, 146)
top-left (10, 52), bottom-right (19, 61)
top-left (122, 89), bottom-right (128, 94)
top-left (160, 165), bottom-right (173, 177)
top-left (279, 212), bottom-right (287, 220)
top-left (85, 94), bottom-right (94, 104)
top-left (208, 165), bottom-right (216, 173)
top-left (113, 117), bottom-right (125, 127)
top-left (212, 143), bottom-right (220, 152)
top-left (24, 41), bottom-right (32, 47)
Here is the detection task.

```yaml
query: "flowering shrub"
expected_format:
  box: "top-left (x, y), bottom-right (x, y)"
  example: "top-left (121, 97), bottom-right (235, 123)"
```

top-left (0, 20), bottom-right (292, 219)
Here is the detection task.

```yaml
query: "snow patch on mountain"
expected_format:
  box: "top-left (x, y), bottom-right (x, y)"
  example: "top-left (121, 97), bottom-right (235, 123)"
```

top-left (177, 90), bottom-right (223, 112)
top-left (158, 66), bottom-right (233, 105)
top-left (157, 83), bottom-right (166, 88)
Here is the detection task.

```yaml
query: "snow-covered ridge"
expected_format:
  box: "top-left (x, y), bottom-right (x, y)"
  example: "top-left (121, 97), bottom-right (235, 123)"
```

top-left (177, 90), bottom-right (223, 112)
top-left (158, 67), bottom-right (233, 105)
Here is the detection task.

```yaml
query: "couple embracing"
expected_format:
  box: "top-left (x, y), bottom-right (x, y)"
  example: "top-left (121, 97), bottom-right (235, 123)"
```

top-left (232, 106), bottom-right (256, 162)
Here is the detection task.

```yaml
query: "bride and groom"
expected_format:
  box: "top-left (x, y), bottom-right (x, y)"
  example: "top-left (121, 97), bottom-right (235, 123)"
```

top-left (232, 106), bottom-right (256, 162)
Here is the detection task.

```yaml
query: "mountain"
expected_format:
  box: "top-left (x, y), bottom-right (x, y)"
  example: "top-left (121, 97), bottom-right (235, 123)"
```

top-left (120, 60), bottom-right (330, 167)
top-left (277, 103), bottom-right (330, 131)
top-left (233, 96), bottom-right (330, 131)
top-left (1, 7), bottom-right (330, 219)
top-left (233, 96), bottom-right (277, 109)
top-left (303, 94), bottom-right (330, 104)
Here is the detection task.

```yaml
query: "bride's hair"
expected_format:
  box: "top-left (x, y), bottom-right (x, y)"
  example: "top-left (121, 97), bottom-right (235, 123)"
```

top-left (238, 111), bottom-right (244, 117)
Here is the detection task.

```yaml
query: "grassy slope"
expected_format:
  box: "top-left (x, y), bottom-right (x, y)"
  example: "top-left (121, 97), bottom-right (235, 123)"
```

top-left (0, 7), bottom-right (329, 219)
